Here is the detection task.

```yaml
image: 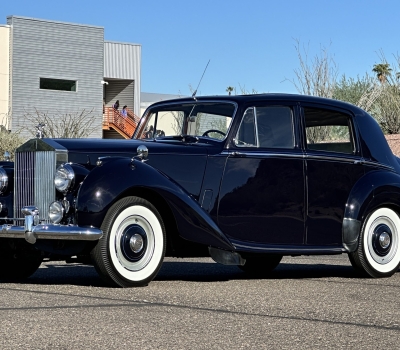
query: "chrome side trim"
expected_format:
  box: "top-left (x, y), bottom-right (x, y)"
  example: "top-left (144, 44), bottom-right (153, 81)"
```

top-left (222, 151), bottom-right (305, 159)
top-left (362, 160), bottom-right (394, 171)
top-left (306, 154), bottom-right (360, 164)
top-left (222, 150), bottom-right (395, 171)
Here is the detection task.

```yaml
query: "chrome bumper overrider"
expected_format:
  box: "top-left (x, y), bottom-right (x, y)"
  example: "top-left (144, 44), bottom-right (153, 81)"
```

top-left (0, 206), bottom-right (103, 244)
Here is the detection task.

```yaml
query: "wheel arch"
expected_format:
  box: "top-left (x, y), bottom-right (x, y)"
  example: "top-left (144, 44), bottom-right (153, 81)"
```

top-left (343, 169), bottom-right (400, 252)
top-left (76, 157), bottom-right (234, 252)
top-left (117, 186), bottom-right (209, 257)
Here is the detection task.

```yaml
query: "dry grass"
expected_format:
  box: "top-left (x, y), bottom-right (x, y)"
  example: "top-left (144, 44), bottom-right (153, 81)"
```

top-left (0, 129), bottom-right (26, 161)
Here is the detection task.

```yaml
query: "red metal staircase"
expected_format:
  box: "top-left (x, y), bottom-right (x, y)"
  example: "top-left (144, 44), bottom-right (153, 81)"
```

top-left (102, 107), bottom-right (141, 139)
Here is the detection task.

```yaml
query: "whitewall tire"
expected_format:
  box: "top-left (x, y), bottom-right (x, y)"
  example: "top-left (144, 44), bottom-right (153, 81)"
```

top-left (352, 207), bottom-right (400, 278)
top-left (91, 196), bottom-right (166, 287)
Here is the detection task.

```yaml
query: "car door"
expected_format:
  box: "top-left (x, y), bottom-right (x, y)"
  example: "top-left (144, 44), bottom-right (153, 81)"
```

top-left (218, 103), bottom-right (305, 246)
top-left (302, 104), bottom-right (365, 246)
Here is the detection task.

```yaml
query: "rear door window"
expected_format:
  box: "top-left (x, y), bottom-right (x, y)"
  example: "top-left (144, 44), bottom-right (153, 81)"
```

top-left (304, 107), bottom-right (355, 154)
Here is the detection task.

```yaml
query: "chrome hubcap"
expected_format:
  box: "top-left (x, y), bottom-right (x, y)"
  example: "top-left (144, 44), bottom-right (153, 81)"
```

top-left (379, 232), bottom-right (391, 249)
top-left (115, 214), bottom-right (155, 271)
top-left (129, 234), bottom-right (144, 253)
top-left (368, 218), bottom-right (398, 264)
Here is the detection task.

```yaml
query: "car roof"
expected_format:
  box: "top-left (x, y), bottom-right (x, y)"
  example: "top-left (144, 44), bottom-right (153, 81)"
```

top-left (148, 93), bottom-right (364, 115)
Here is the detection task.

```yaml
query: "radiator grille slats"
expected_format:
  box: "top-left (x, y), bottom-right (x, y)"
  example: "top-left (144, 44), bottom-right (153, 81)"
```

top-left (14, 151), bottom-right (56, 224)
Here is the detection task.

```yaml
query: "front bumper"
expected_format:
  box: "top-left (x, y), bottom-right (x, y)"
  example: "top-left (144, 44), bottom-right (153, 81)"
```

top-left (0, 224), bottom-right (103, 244)
top-left (0, 206), bottom-right (103, 244)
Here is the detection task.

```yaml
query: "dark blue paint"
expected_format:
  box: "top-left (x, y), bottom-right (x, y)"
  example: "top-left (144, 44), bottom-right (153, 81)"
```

top-left (4, 93), bottom-right (400, 258)
top-left (218, 153), bottom-right (305, 245)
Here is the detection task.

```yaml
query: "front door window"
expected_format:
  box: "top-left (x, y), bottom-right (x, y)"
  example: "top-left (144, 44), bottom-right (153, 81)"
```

top-left (234, 106), bottom-right (294, 149)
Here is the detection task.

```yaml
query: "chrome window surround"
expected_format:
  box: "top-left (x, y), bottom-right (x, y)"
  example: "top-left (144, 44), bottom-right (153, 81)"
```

top-left (304, 108), bottom-right (356, 155)
top-left (134, 100), bottom-right (238, 141)
top-left (234, 106), bottom-right (295, 148)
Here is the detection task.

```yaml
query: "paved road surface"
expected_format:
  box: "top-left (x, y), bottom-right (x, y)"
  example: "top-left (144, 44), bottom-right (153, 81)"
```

top-left (0, 255), bottom-right (399, 349)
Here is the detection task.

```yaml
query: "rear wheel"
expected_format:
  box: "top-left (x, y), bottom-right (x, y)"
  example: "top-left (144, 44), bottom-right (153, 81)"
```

top-left (350, 207), bottom-right (400, 278)
top-left (239, 254), bottom-right (282, 276)
top-left (91, 196), bottom-right (166, 287)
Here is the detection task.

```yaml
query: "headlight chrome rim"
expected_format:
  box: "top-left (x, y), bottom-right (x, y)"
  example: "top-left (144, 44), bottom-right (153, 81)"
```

top-left (54, 163), bottom-right (75, 193)
top-left (0, 168), bottom-right (8, 194)
top-left (49, 201), bottom-right (64, 224)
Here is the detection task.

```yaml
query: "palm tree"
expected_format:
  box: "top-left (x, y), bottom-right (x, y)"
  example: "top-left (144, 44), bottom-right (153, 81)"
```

top-left (226, 86), bottom-right (234, 96)
top-left (372, 63), bottom-right (392, 83)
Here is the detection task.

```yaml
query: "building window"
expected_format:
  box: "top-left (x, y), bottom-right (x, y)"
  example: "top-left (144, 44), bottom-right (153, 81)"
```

top-left (40, 78), bottom-right (77, 92)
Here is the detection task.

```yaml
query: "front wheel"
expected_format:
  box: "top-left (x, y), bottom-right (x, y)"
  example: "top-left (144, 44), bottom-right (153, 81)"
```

top-left (350, 207), bottom-right (400, 278)
top-left (91, 196), bottom-right (166, 287)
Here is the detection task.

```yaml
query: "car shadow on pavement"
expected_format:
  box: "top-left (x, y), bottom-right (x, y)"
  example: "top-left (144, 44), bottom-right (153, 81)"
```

top-left (2, 263), bottom-right (109, 288)
top-left (155, 261), bottom-right (363, 282)
top-left (4, 259), bottom-right (376, 287)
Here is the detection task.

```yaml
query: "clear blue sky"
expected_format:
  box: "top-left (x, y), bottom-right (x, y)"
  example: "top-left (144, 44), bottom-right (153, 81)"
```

top-left (2, 0), bottom-right (400, 96)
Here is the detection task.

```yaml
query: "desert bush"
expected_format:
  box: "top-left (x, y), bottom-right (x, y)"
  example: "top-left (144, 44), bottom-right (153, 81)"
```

top-left (24, 108), bottom-right (99, 138)
top-left (0, 114), bottom-right (25, 161)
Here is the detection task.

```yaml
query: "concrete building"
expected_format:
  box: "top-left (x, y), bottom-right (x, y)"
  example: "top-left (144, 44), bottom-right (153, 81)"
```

top-left (0, 16), bottom-right (141, 139)
top-left (0, 24), bottom-right (10, 129)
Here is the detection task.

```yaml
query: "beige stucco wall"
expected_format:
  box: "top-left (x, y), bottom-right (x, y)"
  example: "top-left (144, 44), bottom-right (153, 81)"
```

top-left (0, 25), bottom-right (10, 128)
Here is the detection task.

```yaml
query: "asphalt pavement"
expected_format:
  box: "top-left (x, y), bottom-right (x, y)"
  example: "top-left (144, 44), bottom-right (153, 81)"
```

top-left (0, 255), bottom-right (399, 349)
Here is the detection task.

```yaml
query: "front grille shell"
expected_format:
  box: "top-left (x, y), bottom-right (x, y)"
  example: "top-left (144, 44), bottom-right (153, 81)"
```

top-left (14, 139), bottom-right (67, 224)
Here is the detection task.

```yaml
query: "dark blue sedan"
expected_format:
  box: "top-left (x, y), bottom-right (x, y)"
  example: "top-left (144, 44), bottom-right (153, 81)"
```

top-left (1, 94), bottom-right (399, 286)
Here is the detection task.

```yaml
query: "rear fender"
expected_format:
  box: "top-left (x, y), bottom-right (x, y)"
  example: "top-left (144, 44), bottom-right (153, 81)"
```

top-left (76, 157), bottom-right (234, 250)
top-left (343, 170), bottom-right (400, 251)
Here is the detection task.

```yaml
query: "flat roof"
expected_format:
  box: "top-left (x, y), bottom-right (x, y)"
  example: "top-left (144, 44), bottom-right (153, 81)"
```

top-left (6, 15), bottom-right (104, 29)
top-left (105, 40), bottom-right (141, 47)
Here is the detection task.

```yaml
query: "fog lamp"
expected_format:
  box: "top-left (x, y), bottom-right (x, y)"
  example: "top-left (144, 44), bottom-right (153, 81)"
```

top-left (49, 201), bottom-right (64, 224)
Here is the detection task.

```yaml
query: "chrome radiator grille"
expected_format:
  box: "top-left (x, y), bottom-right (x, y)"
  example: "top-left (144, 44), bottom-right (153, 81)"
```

top-left (14, 151), bottom-right (57, 224)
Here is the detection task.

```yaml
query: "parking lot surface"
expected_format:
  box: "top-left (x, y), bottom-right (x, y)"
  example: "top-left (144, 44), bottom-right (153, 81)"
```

top-left (0, 255), bottom-right (399, 349)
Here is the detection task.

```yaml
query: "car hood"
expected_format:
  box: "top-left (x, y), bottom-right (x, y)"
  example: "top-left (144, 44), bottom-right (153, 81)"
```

top-left (49, 138), bottom-right (219, 159)
top-left (31, 138), bottom-right (220, 199)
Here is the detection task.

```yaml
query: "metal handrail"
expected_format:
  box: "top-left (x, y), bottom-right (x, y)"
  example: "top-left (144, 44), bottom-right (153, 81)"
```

top-left (103, 107), bottom-right (140, 138)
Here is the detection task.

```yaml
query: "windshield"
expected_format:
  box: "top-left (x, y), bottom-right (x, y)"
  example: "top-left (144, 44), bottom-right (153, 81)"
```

top-left (135, 102), bottom-right (236, 140)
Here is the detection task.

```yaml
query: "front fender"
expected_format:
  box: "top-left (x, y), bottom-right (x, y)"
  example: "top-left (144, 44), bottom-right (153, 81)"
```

top-left (76, 157), bottom-right (234, 251)
top-left (343, 169), bottom-right (400, 251)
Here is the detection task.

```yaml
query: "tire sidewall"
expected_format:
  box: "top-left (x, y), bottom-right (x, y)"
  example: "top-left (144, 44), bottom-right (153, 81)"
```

top-left (95, 197), bottom-right (166, 287)
top-left (361, 207), bottom-right (400, 276)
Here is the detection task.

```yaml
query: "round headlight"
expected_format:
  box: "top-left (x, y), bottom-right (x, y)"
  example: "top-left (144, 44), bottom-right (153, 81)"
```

top-left (0, 168), bottom-right (8, 194)
top-left (54, 163), bottom-right (75, 193)
top-left (49, 201), bottom-right (64, 224)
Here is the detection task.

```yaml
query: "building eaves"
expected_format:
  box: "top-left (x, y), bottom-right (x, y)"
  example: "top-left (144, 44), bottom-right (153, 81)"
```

top-left (6, 15), bottom-right (104, 29)
top-left (105, 40), bottom-right (141, 47)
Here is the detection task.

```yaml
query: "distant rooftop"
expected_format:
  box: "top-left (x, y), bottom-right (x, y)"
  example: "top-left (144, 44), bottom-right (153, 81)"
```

top-left (141, 92), bottom-right (185, 103)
